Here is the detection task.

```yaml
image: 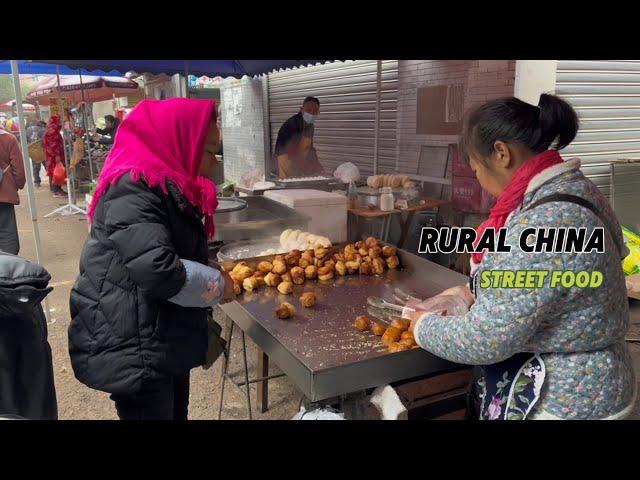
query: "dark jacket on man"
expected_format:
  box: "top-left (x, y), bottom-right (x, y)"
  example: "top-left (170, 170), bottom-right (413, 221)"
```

top-left (68, 173), bottom-right (209, 396)
top-left (273, 112), bottom-right (322, 177)
top-left (0, 252), bottom-right (57, 420)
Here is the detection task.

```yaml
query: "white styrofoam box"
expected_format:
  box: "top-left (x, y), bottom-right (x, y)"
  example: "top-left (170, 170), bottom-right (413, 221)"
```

top-left (265, 189), bottom-right (348, 244)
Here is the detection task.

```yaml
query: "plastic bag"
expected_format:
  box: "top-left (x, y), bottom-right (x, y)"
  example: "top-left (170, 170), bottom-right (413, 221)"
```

top-left (52, 162), bottom-right (67, 186)
top-left (407, 294), bottom-right (471, 317)
top-left (240, 168), bottom-right (264, 188)
top-left (333, 162), bottom-right (361, 183)
top-left (292, 406), bottom-right (345, 420)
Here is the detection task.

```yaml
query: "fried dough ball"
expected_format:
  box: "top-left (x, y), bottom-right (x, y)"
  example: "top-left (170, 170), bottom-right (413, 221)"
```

top-left (381, 326), bottom-right (402, 346)
top-left (233, 281), bottom-right (242, 296)
top-left (335, 260), bottom-right (347, 276)
top-left (276, 302), bottom-right (295, 319)
top-left (300, 292), bottom-right (316, 308)
top-left (388, 342), bottom-right (409, 353)
top-left (264, 272), bottom-right (281, 287)
top-left (390, 318), bottom-right (410, 332)
top-left (372, 322), bottom-right (386, 336)
top-left (358, 247), bottom-right (369, 257)
top-left (386, 255), bottom-right (400, 269)
top-left (399, 337), bottom-right (416, 349)
top-left (369, 246), bottom-right (382, 259)
top-left (235, 266), bottom-right (255, 281)
top-left (345, 260), bottom-right (361, 275)
top-left (411, 345), bottom-right (420, 350)
top-left (322, 260), bottom-right (335, 271)
top-left (359, 262), bottom-right (373, 275)
top-left (354, 315), bottom-right (371, 331)
top-left (253, 272), bottom-right (266, 287)
top-left (314, 246), bottom-right (329, 260)
top-left (242, 276), bottom-right (259, 292)
top-left (382, 246), bottom-right (397, 258)
top-left (231, 261), bottom-right (248, 274)
top-left (301, 250), bottom-right (314, 263)
top-left (274, 255), bottom-right (285, 263)
top-left (298, 257), bottom-right (312, 269)
top-left (333, 253), bottom-right (345, 263)
top-left (272, 259), bottom-right (287, 275)
top-left (355, 240), bottom-right (366, 250)
top-left (257, 261), bottom-right (273, 274)
top-left (345, 251), bottom-right (359, 262)
top-left (290, 266), bottom-right (305, 285)
top-left (317, 266), bottom-right (334, 281)
top-left (281, 271), bottom-right (292, 284)
top-left (365, 237), bottom-right (379, 248)
top-left (372, 257), bottom-right (386, 275)
top-left (400, 331), bottom-right (414, 341)
top-left (304, 265), bottom-right (318, 279)
top-left (344, 244), bottom-right (357, 256)
top-left (304, 249), bottom-right (315, 258)
top-left (277, 281), bottom-right (293, 295)
top-left (285, 251), bottom-right (302, 267)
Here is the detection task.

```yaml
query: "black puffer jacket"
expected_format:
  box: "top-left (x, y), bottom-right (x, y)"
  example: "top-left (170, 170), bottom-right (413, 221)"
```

top-left (69, 173), bottom-right (209, 395)
top-left (0, 252), bottom-right (57, 420)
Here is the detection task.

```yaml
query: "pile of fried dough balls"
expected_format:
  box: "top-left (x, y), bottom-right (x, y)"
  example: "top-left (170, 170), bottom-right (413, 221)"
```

top-left (354, 315), bottom-right (419, 353)
top-left (222, 237), bottom-right (400, 320)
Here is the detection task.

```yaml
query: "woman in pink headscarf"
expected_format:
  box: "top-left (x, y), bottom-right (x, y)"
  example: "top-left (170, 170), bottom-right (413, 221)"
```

top-left (68, 98), bottom-right (234, 420)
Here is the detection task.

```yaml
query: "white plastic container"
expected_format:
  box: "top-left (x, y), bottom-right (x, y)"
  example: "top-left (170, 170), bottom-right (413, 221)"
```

top-left (264, 189), bottom-right (348, 243)
top-left (380, 187), bottom-right (395, 211)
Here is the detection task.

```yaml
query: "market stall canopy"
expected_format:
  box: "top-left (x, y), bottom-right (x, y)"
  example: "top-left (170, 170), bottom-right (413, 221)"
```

top-left (0, 60), bottom-right (121, 75)
top-left (26, 75), bottom-right (141, 106)
top-left (32, 60), bottom-right (334, 77)
top-left (0, 100), bottom-right (36, 112)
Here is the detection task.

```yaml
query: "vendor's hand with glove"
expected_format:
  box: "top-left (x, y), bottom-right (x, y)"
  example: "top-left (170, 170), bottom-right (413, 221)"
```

top-left (167, 259), bottom-right (232, 308)
top-left (407, 286), bottom-right (475, 335)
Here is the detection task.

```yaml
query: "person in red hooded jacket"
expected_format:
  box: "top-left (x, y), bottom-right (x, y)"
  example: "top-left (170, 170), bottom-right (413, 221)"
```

top-left (43, 115), bottom-right (66, 197)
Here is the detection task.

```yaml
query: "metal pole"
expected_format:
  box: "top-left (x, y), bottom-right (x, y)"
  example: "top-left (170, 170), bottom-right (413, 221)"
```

top-left (78, 70), bottom-right (94, 181)
top-left (10, 60), bottom-right (51, 323)
top-left (184, 61), bottom-right (190, 98)
top-left (56, 66), bottom-right (73, 204)
top-left (373, 60), bottom-right (382, 175)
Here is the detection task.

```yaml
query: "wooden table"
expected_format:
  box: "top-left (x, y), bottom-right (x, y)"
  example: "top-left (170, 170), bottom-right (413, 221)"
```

top-left (348, 197), bottom-right (450, 248)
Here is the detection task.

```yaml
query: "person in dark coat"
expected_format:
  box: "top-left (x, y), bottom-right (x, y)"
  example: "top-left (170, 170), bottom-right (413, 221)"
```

top-left (273, 96), bottom-right (324, 178)
top-left (68, 98), bottom-right (234, 420)
top-left (92, 114), bottom-right (120, 146)
top-left (0, 251), bottom-right (57, 420)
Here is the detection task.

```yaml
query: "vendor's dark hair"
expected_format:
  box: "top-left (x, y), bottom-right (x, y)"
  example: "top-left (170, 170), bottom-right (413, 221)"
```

top-left (105, 114), bottom-right (116, 124)
top-left (303, 96), bottom-right (320, 106)
top-left (461, 94), bottom-right (579, 164)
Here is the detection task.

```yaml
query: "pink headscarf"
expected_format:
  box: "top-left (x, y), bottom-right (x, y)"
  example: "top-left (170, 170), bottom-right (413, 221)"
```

top-left (88, 98), bottom-right (219, 239)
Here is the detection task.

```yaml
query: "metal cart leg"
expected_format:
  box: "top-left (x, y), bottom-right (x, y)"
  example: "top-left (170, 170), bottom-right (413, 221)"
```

top-left (217, 318), bottom-right (233, 420)
top-left (257, 350), bottom-right (269, 413)
top-left (240, 332), bottom-right (253, 420)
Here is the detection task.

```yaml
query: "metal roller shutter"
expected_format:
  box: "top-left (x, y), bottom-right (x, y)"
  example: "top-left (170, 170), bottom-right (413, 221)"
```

top-left (267, 60), bottom-right (398, 177)
top-left (556, 60), bottom-right (640, 197)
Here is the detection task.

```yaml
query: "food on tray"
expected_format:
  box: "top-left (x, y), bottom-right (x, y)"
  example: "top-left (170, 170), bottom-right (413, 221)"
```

top-left (277, 282), bottom-right (293, 295)
top-left (314, 246), bottom-right (329, 260)
top-left (369, 246), bottom-right (382, 259)
top-left (300, 292), bottom-right (317, 308)
top-left (299, 257), bottom-right (312, 269)
top-left (243, 276), bottom-right (259, 293)
top-left (388, 342), bottom-right (409, 353)
top-left (345, 260), bottom-right (361, 275)
top-left (400, 331), bottom-right (414, 341)
top-left (399, 337), bottom-right (416, 349)
top-left (264, 272), bottom-right (281, 287)
top-left (382, 246), bottom-right (397, 258)
top-left (359, 262), bottom-right (373, 275)
top-left (272, 259), bottom-right (287, 275)
top-left (280, 229), bottom-right (332, 251)
top-left (290, 266), bottom-right (306, 285)
top-left (366, 174), bottom-right (413, 189)
top-left (232, 281), bottom-right (242, 296)
top-left (276, 302), bottom-right (296, 319)
top-left (257, 261), bottom-right (273, 274)
top-left (386, 255), bottom-right (400, 269)
top-left (333, 252), bottom-right (345, 262)
top-left (322, 260), bottom-right (335, 271)
top-left (285, 250), bottom-right (302, 267)
top-left (372, 257), bottom-right (386, 275)
top-left (365, 237), bottom-right (379, 248)
top-left (335, 260), bottom-right (347, 276)
top-left (390, 318), bottom-right (410, 332)
top-left (372, 322), bottom-right (386, 336)
top-left (231, 261), bottom-right (248, 274)
top-left (281, 271), bottom-right (293, 284)
top-left (358, 247), bottom-right (368, 257)
top-left (354, 315), bottom-right (371, 332)
top-left (317, 266), bottom-right (334, 281)
top-left (253, 272), bottom-right (266, 287)
top-left (305, 265), bottom-right (318, 280)
top-left (381, 326), bottom-right (402, 346)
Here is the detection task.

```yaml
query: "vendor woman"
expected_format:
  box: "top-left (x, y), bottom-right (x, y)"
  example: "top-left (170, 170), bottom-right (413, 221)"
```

top-left (408, 94), bottom-right (636, 420)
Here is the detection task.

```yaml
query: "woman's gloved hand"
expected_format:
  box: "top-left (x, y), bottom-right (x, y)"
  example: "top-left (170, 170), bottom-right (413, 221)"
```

top-left (168, 259), bottom-right (227, 308)
top-left (407, 291), bottom-right (473, 334)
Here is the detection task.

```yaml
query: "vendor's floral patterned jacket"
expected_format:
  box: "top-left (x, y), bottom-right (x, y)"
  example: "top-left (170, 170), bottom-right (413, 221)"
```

top-left (414, 159), bottom-right (636, 419)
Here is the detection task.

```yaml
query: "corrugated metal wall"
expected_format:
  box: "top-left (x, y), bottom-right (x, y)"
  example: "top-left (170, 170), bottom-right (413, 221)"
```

top-left (267, 60), bottom-right (398, 177)
top-left (556, 60), bottom-right (640, 197)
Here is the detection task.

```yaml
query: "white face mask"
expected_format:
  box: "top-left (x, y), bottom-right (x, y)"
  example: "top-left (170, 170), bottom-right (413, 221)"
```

top-left (302, 111), bottom-right (316, 125)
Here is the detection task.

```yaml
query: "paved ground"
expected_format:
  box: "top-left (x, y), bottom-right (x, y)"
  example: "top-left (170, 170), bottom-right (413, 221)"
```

top-left (11, 178), bottom-right (640, 420)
